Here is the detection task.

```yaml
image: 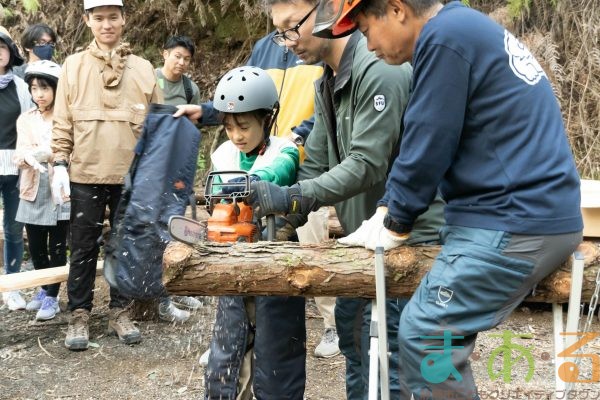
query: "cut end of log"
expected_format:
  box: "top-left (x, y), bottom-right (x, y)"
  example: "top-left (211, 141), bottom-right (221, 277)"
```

top-left (163, 242), bottom-right (194, 284)
top-left (577, 241), bottom-right (599, 264)
top-left (549, 278), bottom-right (571, 301)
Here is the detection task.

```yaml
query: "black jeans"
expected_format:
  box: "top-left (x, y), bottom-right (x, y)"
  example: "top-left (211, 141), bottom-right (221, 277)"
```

top-left (67, 183), bottom-right (129, 311)
top-left (25, 220), bottom-right (69, 297)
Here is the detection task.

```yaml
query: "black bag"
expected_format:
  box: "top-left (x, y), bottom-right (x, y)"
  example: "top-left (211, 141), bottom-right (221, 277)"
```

top-left (103, 104), bottom-right (201, 299)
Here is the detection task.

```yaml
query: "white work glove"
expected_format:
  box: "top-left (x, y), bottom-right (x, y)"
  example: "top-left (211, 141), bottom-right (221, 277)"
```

top-left (51, 165), bottom-right (70, 205)
top-left (24, 153), bottom-right (47, 173)
top-left (32, 147), bottom-right (52, 163)
top-left (338, 207), bottom-right (410, 251)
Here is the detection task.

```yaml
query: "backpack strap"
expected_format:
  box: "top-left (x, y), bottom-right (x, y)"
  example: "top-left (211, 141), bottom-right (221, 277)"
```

top-left (182, 75), bottom-right (194, 104)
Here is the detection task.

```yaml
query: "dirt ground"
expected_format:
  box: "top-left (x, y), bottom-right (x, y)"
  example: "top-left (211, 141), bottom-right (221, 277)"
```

top-left (1, 278), bottom-right (599, 400)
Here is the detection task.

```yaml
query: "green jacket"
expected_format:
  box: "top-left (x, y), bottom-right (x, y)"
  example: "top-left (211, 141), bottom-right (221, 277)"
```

top-left (298, 33), bottom-right (443, 243)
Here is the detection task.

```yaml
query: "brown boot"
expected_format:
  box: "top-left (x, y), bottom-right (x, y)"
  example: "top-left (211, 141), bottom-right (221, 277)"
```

top-left (107, 307), bottom-right (141, 345)
top-left (65, 308), bottom-right (90, 351)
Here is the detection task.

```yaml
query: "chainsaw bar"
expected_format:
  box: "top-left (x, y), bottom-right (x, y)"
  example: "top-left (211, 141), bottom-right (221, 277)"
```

top-left (168, 215), bottom-right (206, 246)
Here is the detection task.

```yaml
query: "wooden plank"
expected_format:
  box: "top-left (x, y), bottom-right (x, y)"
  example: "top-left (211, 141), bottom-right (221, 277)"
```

top-left (0, 261), bottom-right (104, 293)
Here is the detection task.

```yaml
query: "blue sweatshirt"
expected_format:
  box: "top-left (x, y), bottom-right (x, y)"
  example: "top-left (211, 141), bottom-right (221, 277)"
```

top-left (383, 2), bottom-right (582, 235)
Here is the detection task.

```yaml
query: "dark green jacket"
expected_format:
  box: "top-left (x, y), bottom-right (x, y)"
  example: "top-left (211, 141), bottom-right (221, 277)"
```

top-left (298, 33), bottom-right (443, 243)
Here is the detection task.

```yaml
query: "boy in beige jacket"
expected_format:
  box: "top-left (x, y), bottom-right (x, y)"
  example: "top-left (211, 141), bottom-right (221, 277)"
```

top-left (51, 0), bottom-right (162, 351)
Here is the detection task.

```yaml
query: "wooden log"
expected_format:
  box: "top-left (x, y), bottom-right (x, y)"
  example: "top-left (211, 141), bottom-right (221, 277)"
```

top-left (0, 262), bottom-right (104, 293)
top-left (163, 240), bottom-right (600, 303)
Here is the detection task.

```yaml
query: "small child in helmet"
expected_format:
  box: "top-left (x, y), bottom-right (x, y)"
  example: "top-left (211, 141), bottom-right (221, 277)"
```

top-left (210, 67), bottom-right (298, 189)
top-left (13, 60), bottom-right (69, 321)
top-left (177, 66), bottom-right (305, 398)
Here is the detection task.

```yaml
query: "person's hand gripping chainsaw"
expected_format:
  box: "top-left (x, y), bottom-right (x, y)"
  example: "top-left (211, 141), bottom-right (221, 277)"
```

top-left (248, 180), bottom-right (319, 236)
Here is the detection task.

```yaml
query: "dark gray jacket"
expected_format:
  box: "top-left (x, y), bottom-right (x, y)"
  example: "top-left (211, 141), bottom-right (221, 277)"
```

top-left (298, 33), bottom-right (443, 242)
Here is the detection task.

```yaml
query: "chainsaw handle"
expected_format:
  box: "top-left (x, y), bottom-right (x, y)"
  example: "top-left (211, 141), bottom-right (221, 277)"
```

top-left (266, 214), bottom-right (276, 241)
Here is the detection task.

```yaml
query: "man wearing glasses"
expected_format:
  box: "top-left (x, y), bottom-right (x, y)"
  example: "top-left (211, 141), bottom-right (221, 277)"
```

top-left (250, 0), bottom-right (444, 398)
top-left (270, 3), bottom-right (318, 45)
top-left (13, 23), bottom-right (57, 78)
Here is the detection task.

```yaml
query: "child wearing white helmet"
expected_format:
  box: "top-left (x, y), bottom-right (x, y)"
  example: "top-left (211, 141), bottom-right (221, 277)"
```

top-left (13, 60), bottom-right (69, 321)
top-left (210, 66), bottom-right (293, 180)
top-left (201, 66), bottom-right (305, 400)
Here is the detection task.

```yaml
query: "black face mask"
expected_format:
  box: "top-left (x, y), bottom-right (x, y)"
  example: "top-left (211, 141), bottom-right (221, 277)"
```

top-left (32, 44), bottom-right (54, 61)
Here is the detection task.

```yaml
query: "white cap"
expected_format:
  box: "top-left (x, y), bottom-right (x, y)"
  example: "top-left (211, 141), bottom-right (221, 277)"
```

top-left (84, 0), bottom-right (123, 10)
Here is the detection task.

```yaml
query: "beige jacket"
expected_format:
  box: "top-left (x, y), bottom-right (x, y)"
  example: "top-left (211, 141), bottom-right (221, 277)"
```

top-left (13, 108), bottom-right (54, 201)
top-left (52, 41), bottom-right (163, 184)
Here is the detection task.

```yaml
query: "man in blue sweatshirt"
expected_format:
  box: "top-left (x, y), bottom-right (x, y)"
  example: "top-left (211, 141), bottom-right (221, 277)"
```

top-left (316, 0), bottom-right (584, 398)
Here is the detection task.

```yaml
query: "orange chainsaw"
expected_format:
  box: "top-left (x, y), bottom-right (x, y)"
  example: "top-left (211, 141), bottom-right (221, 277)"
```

top-left (169, 171), bottom-right (270, 245)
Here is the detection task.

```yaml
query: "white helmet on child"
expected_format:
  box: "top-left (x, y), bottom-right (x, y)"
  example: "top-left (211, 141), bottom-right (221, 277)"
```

top-left (213, 66), bottom-right (279, 114)
top-left (25, 60), bottom-right (62, 85)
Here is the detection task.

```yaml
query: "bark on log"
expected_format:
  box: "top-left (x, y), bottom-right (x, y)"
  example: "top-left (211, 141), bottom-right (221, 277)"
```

top-left (163, 240), bottom-right (600, 303)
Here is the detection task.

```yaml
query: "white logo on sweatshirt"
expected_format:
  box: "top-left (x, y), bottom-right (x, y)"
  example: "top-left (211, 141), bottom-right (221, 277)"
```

top-left (504, 30), bottom-right (546, 85)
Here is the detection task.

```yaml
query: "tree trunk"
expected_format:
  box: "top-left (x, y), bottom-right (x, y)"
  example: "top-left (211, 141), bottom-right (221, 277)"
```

top-left (163, 240), bottom-right (600, 303)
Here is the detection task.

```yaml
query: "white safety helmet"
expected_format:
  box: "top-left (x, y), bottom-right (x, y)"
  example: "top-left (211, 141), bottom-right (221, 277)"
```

top-left (24, 60), bottom-right (62, 85)
top-left (213, 66), bottom-right (279, 114)
top-left (84, 0), bottom-right (123, 10)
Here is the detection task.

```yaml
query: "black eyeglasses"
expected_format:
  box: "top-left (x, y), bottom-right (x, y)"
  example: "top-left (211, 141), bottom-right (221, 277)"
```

top-left (272, 4), bottom-right (318, 46)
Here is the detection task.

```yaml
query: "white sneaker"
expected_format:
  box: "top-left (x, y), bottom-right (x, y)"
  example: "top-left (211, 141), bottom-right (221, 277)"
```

top-left (314, 328), bottom-right (340, 358)
top-left (199, 349), bottom-right (210, 366)
top-left (171, 295), bottom-right (203, 311)
top-left (2, 291), bottom-right (27, 311)
top-left (158, 300), bottom-right (190, 323)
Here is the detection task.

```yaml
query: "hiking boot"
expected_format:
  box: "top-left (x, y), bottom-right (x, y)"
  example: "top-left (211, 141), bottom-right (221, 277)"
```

top-left (65, 309), bottom-right (90, 351)
top-left (314, 328), bottom-right (340, 358)
top-left (36, 296), bottom-right (60, 321)
top-left (2, 291), bottom-right (26, 311)
top-left (159, 300), bottom-right (191, 323)
top-left (170, 295), bottom-right (203, 311)
top-left (26, 288), bottom-right (47, 311)
top-left (108, 307), bottom-right (141, 345)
